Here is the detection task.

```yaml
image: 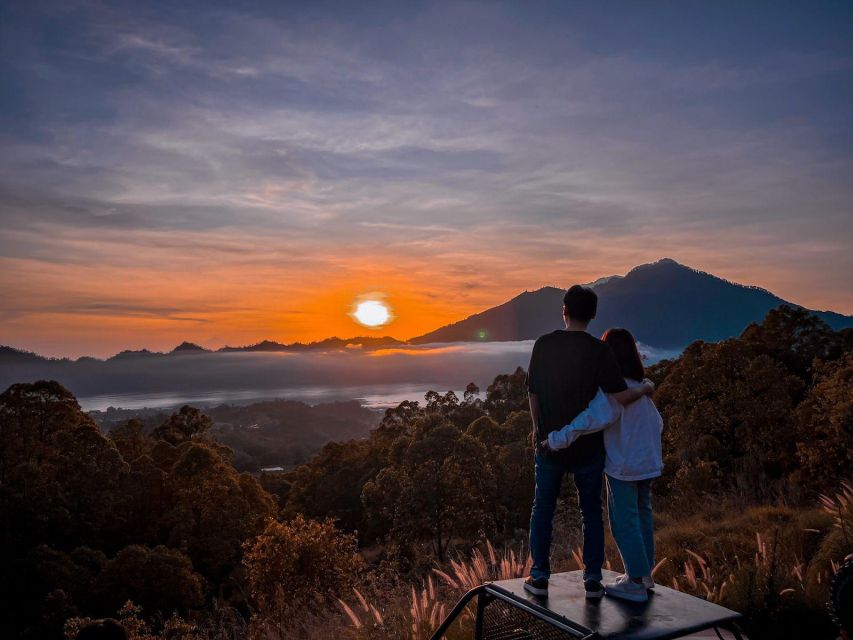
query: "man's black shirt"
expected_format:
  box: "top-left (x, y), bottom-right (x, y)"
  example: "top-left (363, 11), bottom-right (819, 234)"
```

top-left (527, 330), bottom-right (628, 465)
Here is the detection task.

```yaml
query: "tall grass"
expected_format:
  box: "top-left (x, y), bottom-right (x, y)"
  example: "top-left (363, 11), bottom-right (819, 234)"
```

top-left (653, 483), bottom-right (853, 638)
top-left (819, 480), bottom-right (853, 543)
top-left (338, 541), bottom-right (531, 639)
top-left (338, 486), bottom-right (851, 640)
top-left (433, 540), bottom-right (532, 591)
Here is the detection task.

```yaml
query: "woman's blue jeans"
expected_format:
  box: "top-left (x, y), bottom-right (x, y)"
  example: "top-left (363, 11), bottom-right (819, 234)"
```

top-left (606, 475), bottom-right (655, 578)
top-left (529, 450), bottom-right (605, 582)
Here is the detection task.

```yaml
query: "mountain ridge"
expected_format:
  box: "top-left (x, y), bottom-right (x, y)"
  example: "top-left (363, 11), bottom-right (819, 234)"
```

top-left (0, 336), bottom-right (407, 364)
top-left (409, 258), bottom-right (852, 348)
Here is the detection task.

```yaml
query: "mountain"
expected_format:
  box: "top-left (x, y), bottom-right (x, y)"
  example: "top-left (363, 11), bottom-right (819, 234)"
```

top-left (108, 349), bottom-right (157, 361)
top-left (410, 258), bottom-right (853, 349)
top-left (218, 336), bottom-right (405, 353)
top-left (0, 336), bottom-right (407, 365)
top-left (171, 341), bottom-right (210, 353)
top-left (0, 346), bottom-right (53, 364)
top-left (218, 339), bottom-right (289, 352)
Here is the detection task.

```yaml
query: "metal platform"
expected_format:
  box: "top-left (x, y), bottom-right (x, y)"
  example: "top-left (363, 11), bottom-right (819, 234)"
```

top-left (430, 570), bottom-right (745, 640)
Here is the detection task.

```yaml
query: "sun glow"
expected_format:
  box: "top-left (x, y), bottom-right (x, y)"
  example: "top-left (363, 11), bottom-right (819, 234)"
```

top-left (352, 298), bottom-right (392, 328)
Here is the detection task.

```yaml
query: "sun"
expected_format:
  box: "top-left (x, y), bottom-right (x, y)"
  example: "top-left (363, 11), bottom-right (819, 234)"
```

top-left (352, 298), bottom-right (392, 328)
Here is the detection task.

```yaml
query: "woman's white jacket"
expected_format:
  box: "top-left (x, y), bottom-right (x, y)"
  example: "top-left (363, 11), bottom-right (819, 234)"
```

top-left (547, 379), bottom-right (663, 481)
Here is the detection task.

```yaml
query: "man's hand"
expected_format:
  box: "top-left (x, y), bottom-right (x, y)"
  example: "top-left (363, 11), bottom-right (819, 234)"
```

top-left (529, 392), bottom-right (542, 453)
top-left (642, 378), bottom-right (655, 395)
top-left (539, 439), bottom-right (552, 452)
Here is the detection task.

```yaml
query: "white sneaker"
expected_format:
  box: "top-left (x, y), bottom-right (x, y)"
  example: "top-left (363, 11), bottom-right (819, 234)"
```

top-left (612, 573), bottom-right (655, 590)
top-left (605, 575), bottom-right (649, 603)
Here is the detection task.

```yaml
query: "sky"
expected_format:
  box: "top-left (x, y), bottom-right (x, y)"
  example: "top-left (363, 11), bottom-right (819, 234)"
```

top-left (1, 0), bottom-right (852, 358)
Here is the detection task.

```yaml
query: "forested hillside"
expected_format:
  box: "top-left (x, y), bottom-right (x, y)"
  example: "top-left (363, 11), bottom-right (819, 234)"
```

top-left (91, 399), bottom-right (379, 472)
top-left (2, 306), bottom-right (850, 639)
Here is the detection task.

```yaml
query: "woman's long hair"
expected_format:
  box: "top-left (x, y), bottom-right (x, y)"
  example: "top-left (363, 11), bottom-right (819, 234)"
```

top-left (602, 328), bottom-right (644, 382)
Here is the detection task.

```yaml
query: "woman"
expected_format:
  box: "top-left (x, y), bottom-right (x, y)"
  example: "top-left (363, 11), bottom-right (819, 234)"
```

top-left (542, 328), bottom-right (663, 603)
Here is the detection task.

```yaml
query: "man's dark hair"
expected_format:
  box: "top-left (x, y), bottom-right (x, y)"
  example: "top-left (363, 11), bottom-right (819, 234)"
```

top-left (563, 285), bottom-right (598, 323)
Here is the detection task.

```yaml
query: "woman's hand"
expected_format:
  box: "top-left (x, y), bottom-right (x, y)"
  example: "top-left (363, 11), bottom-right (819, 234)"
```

top-left (641, 378), bottom-right (656, 395)
top-left (539, 439), bottom-right (552, 452)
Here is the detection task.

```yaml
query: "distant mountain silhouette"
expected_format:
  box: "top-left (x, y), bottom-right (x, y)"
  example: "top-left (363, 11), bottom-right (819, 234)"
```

top-left (108, 349), bottom-right (157, 361)
top-left (410, 258), bottom-right (853, 349)
top-left (218, 339), bottom-right (289, 352)
top-left (0, 336), bottom-right (407, 365)
top-left (0, 346), bottom-right (47, 364)
top-left (172, 341), bottom-right (210, 353)
top-left (218, 336), bottom-right (405, 353)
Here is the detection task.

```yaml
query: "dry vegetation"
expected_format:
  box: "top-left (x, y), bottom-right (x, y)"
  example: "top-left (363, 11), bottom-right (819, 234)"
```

top-left (2, 307), bottom-right (850, 639)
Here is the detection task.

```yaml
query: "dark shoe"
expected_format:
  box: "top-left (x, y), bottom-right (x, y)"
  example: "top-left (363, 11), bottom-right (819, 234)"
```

top-left (584, 579), bottom-right (605, 599)
top-left (523, 576), bottom-right (548, 596)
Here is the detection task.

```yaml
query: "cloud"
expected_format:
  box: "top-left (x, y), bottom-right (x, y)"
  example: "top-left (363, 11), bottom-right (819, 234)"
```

top-left (1, 0), bottom-right (852, 356)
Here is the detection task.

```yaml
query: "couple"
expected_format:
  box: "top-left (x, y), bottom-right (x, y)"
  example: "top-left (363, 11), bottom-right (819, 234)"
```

top-left (524, 284), bottom-right (663, 604)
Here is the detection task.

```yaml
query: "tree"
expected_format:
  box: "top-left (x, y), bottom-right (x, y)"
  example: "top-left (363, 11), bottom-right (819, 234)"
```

top-left (465, 415), bottom-right (501, 447)
top-left (454, 383), bottom-right (486, 428)
top-left (362, 417), bottom-right (494, 561)
top-left (284, 439), bottom-right (384, 535)
top-left (0, 381), bottom-right (129, 553)
top-left (151, 406), bottom-right (212, 445)
top-left (109, 420), bottom-right (150, 463)
top-left (655, 340), bottom-right (803, 501)
top-left (375, 400), bottom-right (423, 441)
top-left (0, 383), bottom-right (285, 639)
top-left (53, 423), bottom-right (130, 546)
top-left (0, 380), bottom-right (92, 484)
top-left (462, 410), bottom-right (536, 540)
top-left (424, 390), bottom-right (460, 415)
top-left (463, 382), bottom-right (480, 404)
top-left (119, 455), bottom-right (167, 545)
top-left (794, 353), bottom-right (853, 493)
top-left (740, 305), bottom-right (844, 381)
top-left (483, 367), bottom-right (528, 423)
top-left (491, 411), bottom-right (535, 537)
top-left (243, 516), bottom-right (361, 628)
top-left (0, 382), bottom-right (129, 638)
top-left (161, 442), bottom-right (277, 582)
top-left (92, 545), bottom-right (205, 616)
top-left (13, 545), bottom-right (106, 638)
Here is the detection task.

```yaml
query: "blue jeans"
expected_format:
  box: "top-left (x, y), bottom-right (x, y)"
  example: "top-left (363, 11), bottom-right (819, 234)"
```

top-left (529, 450), bottom-right (605, 582)
top-left (606, 475), bottom-right (655, 578)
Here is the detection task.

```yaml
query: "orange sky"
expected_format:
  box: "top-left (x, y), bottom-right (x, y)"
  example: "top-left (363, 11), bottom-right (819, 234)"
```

top-left (2, 222), bottom-right (850, 359)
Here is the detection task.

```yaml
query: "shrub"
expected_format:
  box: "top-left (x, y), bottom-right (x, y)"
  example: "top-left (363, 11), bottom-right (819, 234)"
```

top-left (243, 515), bottom-right (362, 635)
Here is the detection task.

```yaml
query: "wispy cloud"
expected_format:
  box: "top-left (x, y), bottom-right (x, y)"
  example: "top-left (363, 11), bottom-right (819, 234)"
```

top-left (1, 0), bottom-right (851, 356)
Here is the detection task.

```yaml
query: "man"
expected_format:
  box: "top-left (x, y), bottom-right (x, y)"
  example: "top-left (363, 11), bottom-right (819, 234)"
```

top-left (524, 285), bottom-right (653, 598)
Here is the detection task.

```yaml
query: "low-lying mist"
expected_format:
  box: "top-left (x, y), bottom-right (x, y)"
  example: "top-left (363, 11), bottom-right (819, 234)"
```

top-left (1, 341), bottom-right (680, 410)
